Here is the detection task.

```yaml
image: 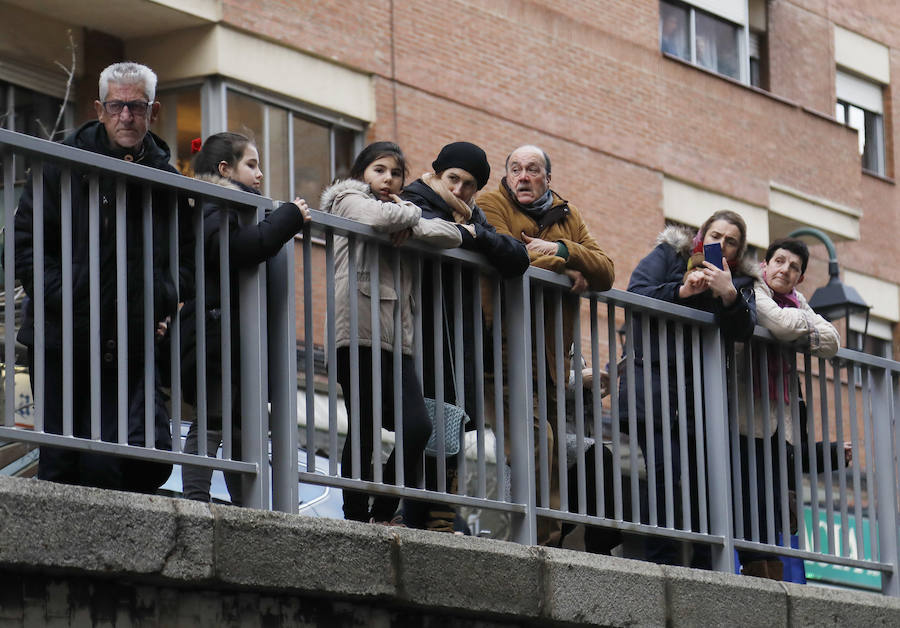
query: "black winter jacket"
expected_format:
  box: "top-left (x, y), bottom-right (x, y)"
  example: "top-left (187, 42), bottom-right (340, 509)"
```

top-left (14, 121), bottom-right (191, 357)
top-left (626, 225), bottom-right (758, 365)
top-left (401, 179), bottom-right (528, 413)
top-left (180, 176), bottom-right (305, 404)
top-left (402, 179), bottom-right (529, 277)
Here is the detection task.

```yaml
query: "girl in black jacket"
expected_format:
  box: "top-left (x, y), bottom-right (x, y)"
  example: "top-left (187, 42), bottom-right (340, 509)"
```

top-left (181, 132), bottom-right (309, 504)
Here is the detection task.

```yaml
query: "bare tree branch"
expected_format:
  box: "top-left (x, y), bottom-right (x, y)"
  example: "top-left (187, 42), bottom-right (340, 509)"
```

top-left (40, 29), bottom-right (76, 140)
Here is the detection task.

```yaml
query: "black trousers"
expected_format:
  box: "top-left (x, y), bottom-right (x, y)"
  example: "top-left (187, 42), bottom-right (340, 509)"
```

top-left (31, 346), bottom-right (172, 494)
top-left (336, 346), bottom-right (432, 522)
top-left (736, 434), bottom-right (783, 564)
top-left (624, 364), bottom-right (710, 568)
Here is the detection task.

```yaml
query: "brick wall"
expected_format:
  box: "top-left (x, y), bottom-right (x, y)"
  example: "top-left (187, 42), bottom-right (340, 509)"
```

top-left (224, 0), bottom-right (900, 358)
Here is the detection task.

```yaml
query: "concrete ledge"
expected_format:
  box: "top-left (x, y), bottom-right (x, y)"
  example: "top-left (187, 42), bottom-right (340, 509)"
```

top-left (786, 581), bottom-right (900, 626)
top-left (2, 476), bottom-right (899, 627)
top-left (664, 563), bottom-right (789, 627)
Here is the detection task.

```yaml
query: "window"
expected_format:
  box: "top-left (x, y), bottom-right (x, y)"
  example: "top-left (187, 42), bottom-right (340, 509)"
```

top-left (835, 71), bottom-right (886, 176)
top-left (0, 81), bottom-right (75, 288)
top-left (155, 87), bottom-right (202, 176)
top-left (158, 81), bottom-right (360, 204)
top-left (660, 1), bottom-right (743, 81)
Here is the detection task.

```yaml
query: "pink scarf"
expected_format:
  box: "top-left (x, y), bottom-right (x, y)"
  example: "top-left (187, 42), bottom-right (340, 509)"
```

top-left (759, 266), bottom-right (798, 403)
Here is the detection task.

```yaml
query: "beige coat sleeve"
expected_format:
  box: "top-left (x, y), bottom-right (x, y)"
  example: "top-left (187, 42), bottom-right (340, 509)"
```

top-left (333, 189), bottom-right (421, 233)
top-left (411, 217), bottom-right (463, 248)
top-left (755, 281), bottom-right (840, 358)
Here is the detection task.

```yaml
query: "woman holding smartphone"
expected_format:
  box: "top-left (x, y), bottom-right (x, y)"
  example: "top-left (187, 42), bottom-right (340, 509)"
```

top-left (620, 210), bottom-right (758, 568)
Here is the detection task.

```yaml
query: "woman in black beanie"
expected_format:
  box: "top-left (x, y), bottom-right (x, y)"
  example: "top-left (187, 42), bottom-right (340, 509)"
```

top-left (401, 142), bottom-right (528, 532)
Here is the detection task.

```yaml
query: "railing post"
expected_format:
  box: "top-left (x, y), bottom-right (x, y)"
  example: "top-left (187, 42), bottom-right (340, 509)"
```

top-left (505, 274), bottom-right (536, 545)
top-left (702, 327), bottom-right (734, 573)
top-left (267, 239), bottom-right (298, 514)
top-left (238, 205), bottom-right (271, 509)
top-left (871, 367), bottom-right (899, 596)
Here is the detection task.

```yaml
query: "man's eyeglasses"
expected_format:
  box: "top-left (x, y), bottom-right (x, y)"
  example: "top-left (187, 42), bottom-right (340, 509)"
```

top-left (101, 100), bottom-right (152, 117)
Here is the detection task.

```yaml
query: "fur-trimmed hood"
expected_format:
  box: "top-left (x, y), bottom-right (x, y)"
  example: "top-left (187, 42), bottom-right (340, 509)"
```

top-left (319, 178), bottom-right (372, 213)
top-left (194, 172), bottom-right (243, 191)
top-left (656, 224), bottom-right (761, 280)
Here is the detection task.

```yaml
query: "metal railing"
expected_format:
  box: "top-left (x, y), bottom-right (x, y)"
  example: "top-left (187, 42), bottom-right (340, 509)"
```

top-left (2, 128), bottom-right (899, 595)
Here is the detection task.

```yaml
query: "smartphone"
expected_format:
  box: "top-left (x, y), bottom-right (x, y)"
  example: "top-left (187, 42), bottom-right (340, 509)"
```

top-left (703, 242), bottom-right (723, 269)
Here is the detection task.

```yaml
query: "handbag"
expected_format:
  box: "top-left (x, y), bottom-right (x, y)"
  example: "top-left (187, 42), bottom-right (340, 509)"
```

top-left (423, 397), bottom-right (469, 457)
top-left (423, 295), bottom-right (470, 457)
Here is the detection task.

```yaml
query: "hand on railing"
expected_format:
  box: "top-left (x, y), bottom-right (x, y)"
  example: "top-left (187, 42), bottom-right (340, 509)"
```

top-left (843, 442), bottom-right (853, 466)
top-left (521, 233), bottom-right (558, 256)
top-left (564, 268), bottom-right (588, 293)
top-left (292, 197), bottom-right (311, 223)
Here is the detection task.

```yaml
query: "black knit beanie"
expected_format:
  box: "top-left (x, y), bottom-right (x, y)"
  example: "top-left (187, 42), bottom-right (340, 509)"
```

top-left (431, 141), bottom-right (491, 190)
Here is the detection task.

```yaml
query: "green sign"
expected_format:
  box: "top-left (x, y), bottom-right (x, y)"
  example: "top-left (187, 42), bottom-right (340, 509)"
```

top-left (802, 508), bottom-right (881, 591)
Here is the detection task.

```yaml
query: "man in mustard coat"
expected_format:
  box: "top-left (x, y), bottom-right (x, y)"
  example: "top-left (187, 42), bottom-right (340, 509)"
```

top-left (480, 145), bottom-right (615, 548)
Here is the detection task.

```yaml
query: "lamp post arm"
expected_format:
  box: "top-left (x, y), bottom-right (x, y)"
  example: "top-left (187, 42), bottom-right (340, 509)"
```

top-left (787, 227), bottom-right (839, 277)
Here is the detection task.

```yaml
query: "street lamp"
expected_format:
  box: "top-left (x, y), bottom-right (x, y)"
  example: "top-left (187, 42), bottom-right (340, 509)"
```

top-left (787, 227), bottom-right (870, 346)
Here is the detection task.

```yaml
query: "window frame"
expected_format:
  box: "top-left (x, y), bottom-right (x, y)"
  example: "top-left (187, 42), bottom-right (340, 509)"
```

top-left (834, 70), bottom-right (887, 177)
top-left (158, 77), bottom-right (363, 203)
top-left (660, 0), bottom-right (751, 84)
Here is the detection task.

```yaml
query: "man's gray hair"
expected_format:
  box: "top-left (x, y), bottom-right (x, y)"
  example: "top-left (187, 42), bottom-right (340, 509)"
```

top-left (505, 144), bottom-right (552, 175)
top-left (98, 62), bottom-right (158, 102)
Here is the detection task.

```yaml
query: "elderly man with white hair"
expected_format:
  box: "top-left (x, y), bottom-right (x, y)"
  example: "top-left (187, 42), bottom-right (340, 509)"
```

top-left (479, 144), bottom-right (616, 551)
top-left (15, 62), bottom-right (191, 492)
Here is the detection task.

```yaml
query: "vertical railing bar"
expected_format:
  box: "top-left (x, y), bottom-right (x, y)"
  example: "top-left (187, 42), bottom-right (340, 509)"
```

top-left (448, 264), bottom-right (464, 495)
top-left (641, 315), bottom-right (656, 527)
top-left (2, 153), bottom-right (15, 426)
top-left (194, 201), bottom-right (208, 457)
top-left (589, 298), bottom-right (604, 518)
top-left (701, 324), bottom-right (732, 572)
top-left (758, 342), bottom-right (775, 546)
top-left (219, 208), bottom-right (233, 461)
top-left (658, 321), bottom-right (673, 528)
top-left (847, 360), bottom-right (864, 554)
top-left (624, 308), bottom-right (640, 524)
top-left (432, 259), bottom-right (446, 490)
top-left (347, 235), bottom-right (360, 480)
top-left (727, 341), bottom-right (742, 540)
top-left (325, 230), bottom-right (338, 473)
top-left (553, 292), bottom-right (567, 514)
top-left (675, 322), bottom-right (690, 533)
top-left (115, 178), bottom-right (128, 445)
top-left (572, 299), bottom-right (586, 515)
top-left (60, 168), bottom-right (73, 437)
top-left (789, 353), bottom-right (806, 551)
top-left (862, 368), bottom-right (879, 561)
top-left (142, 186), bottom-right (155, 449)
top-left (473, 268), bottom-right (486, 499)
top-left (32, 161), bottom-right (45, 433)
top-left (492, 278), bottom-right (506, 500)
top-left (805, 353), bottom-right (819, 553)
top-left (606, 301), bottom-right (622, 520)
top-left (88, 174), bottom-right (100, 439)
top-left (692, 329), bottom-right (707, 533)
top-left (832, 359), bottom-right (847, 556)
top-left (392, 249), bottom-right (403, 488)
top-left (775, 349), bottom-right (791, 547)
top-left (302, 225), bottom-right (316, 480)
top-left (369, 243), bottom-right (383, 484)
top-left (533, 286), bottom-right (549, 508)
top-left (744, 342), bottom-right (759, 543)
top-left (453, 263), bottom-right (466, 495)
top-left (168, 190), bottom-right (182, 453)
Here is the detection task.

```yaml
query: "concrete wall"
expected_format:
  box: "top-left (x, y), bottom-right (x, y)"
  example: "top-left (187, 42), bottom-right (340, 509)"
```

top-left (2, 476), bottom-right (899, 627)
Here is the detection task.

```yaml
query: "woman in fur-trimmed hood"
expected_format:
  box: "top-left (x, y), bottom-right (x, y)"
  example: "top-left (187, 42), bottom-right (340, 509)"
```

top-left (620, 210), bottom-right (759, 569)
